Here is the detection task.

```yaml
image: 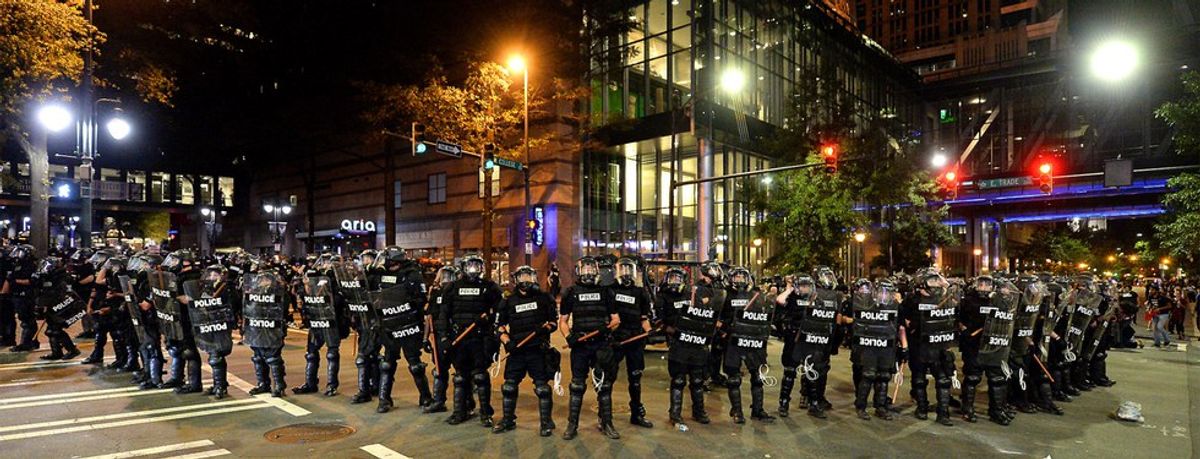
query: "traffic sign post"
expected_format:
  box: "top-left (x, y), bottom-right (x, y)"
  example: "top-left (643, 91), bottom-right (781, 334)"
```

top-left (494, 157), bottom-right (523, 171)
top-left (976, 176), bottom-right (1032, 190)
top-left (435, 139), bottom-right (463, 158)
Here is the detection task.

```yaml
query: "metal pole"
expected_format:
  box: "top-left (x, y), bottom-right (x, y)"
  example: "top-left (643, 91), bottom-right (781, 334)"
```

top-left (522, 68), bottom-right (531, 265)
top-left (30, 132), bottom-right (50, 257)
top-left (79, 0), bottom-right (95, 248)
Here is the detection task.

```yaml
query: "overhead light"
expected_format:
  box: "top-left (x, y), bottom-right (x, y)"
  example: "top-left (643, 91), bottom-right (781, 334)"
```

top-left (37, 104), bottom-right (72, 132)
top-left (106, 117), bottom-right (131, 140)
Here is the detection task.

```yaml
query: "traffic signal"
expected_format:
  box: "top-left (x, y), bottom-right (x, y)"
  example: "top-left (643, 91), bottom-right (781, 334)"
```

top-left (1037, 161), bottom-right (1053, 194)
top-left (411, 122), bottom-right (427, 156)
top-left (940, 170), bottom-right (959, 200)
top-left (483, 143), bottom-right (497, 170)
top-left (821, 144), bottom-right (838, 174)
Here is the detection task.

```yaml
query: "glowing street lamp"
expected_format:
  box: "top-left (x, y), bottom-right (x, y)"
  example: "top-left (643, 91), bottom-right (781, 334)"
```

top-left (37, 104), bottom-right (73, 132)
top-left (720, 68), bottom-right (746, 94)
top-left (106, 117), bottom-right (131, 140)
top-left (1090, 40), bottom-right (1139, 83)
top-left (854, 232), bottom-right (867, 243)
top-left (931, 152), bottom-right (949, 169)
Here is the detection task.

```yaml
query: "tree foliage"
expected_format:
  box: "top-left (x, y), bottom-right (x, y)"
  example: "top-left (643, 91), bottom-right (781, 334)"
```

top-left (1156, 71), bottom-right (1200, 159)
top-left (0, 0), bottom-right (96, 123)
top-left (1155, 71), bottom-right (1200, 272)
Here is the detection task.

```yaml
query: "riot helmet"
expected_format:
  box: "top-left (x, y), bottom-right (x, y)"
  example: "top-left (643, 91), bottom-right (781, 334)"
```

top-left (814, 266), bottom-right (837, 290)
top-left (162, 249), bottom-right (195, 272)
top-left (729, 266), bottom-right (753, 292)
top-left (358, 250), bottom-right (377, 269)
top-left (615, 257), bottom-right (639, 287)
top-left (794, 276), bottom-right (816, 298)
top-left (663, 267), bottom-right (687, 294)
top-left (376, 246), bottom-right (407, 271)
top-left (876, 280), bottom-right (898, 305)
top-left (8, 244), bottom-right (33, 261)
top-left (70, 247), bottom-right (95, 264)
top-left (575, 256), bottom-right (599, 286)
top-left (460, 254), bottom-right (485, 281)
top-left (101, 256), bottom-right (127, 274)
top-left (973, 275), bottom-right (995, 294)
top-left (699, 261), bottom-right (725, 287)
top-left (36, 256), bottom-right (64, 276)
top-left (512, 265), bottom-right (538, 292)
top-left (87, 248), bottom-right (115, 269)
top-left (435, 266), bottom-right (460, 287)
top-left (203, 265), bottom-right (228, 285)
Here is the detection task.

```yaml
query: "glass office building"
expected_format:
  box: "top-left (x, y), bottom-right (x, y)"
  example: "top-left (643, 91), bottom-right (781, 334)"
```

top-left (583, 0), bottom-right (926, 267)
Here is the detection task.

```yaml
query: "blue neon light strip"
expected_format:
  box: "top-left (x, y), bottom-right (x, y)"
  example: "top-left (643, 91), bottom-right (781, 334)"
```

top-left (942, 204), bottom-right (1166, 226)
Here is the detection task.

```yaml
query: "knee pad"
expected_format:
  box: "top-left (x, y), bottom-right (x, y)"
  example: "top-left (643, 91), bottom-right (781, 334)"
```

top-left (569, 381), bottom-right (586, 395)
top-left (689, 375), bottom-right (705, 388)
top-left (208, 354), bottom-right (224, 367)
top-left (251, 353), bottom-right (265, 365)
top-left (379, 359), bottom-right (395, 373)
top-left (266, 356), bottom-right (284, 366)
top-left (1095, 351), bottom-right (1107, 360)
top-left (534, 384), bottom-right (552, 398)
top-left (725, 374), bottom-right (742, 388)
top-left (964, 373), bottom-right (982, 387)
top-left (452, 374), bottom-right (466, 386)
top-left (409, 362), bottom-right (427, 374)
top-left (630, 368), bottom-right (643, 378)
top-left (471, 371), bottom-right (488, 386)
top-left (862, 369), bottom-right (878, 382)
top-left (326, 348), bottom-right (339, 361)
top-left (181, 347), bottom-right (199, 361)
top-left (670, 376), bottom-right (687, 390)
top-left (988, 374), bottom-right (1007, 386)
top-left (783, 367), bottom-right (797, 378)
top-left (501, 380), bottom-right (519, 396)
top-left (305, 351), bottom-right (320, 363)
top-left (355, 355), bottom-right (369, 368)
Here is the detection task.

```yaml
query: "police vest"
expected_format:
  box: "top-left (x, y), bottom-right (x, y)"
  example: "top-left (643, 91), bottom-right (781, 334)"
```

top-left (799, 289), bottom-right (839, 345)
top-left (505, 292), bottom-right (545, 340)
top-left (728, 291), bottom-right (771, 350)
top-left (611, 285), bottom-right (646, 337)
top-left (568, 285), bottom-right (609, 333)
top-left (449, 279), bottom-right (495, 328)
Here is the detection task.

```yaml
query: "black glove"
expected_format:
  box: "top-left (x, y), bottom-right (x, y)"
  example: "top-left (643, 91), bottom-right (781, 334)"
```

top-left (898, 347), bottom-right (909, 364)
top-left (503, 337), bottom-right (519, 353)
top-left (438, 335), bottom-right (451, 351)
top-left (474, 315), bottom-right (491, 328)
top-left (566, 331), bottom-right (581, 348)
top-left (422, 339), bottom-right (433, 354)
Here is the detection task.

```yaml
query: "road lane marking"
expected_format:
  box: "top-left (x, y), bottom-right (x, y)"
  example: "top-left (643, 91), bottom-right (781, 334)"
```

top-left (0, 357), bottom-right (116, 371)
top-left (78, 440), bottom-right (216, 459)
top-left (0, 376), bottom-right (100, 388)
top-left (219, 370), bottom-right (310, 417)
top-left (360, 444), bottom-right (413, 459)
top-left (0, 404), bottom-right (270, 442)
top-left (0, 388), bottom-right (173, 410)
top-left (0, 386), bottom-right (141, 404)
top-left (161, 449), bottom-right (231, 459)
top-left (0, 399), bottom-right (263, 433)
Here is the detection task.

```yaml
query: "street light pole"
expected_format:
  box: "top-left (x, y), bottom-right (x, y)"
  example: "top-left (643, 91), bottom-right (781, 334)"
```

top-left (522, 62), bottom-right (531, 266)
top-left (79, 0), bottom-right (95, 248)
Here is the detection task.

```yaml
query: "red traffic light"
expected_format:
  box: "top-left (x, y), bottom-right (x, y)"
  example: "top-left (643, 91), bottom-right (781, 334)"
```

top-left (821, 144), bottom-right (838, 174)
top-left (821, 145), bottom-right (836, 158)
top-left (944, 171), bottom-right (957, 182)
top-left (1038, 162), bottom-right (1052, 175)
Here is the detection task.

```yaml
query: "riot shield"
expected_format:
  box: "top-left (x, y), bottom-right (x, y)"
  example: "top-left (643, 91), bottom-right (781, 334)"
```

top-left (118, 274), bottom-right (153, 344)
top-left (301, 275), bottom-right (340, 345)
top-left (182, 279), bottom-right (234, 354)
top-left (1010, 282), bottom-right (1044, 356)
top-left (1079, 300), bottom-right (1115, 361)
top-left (374, 277), bottom-right (423, 343)
top-left (242, 272), bottom-right (287, 348)
top-left (37, 279), bottom-right (84, 328)
top-left (333, 263), bottom-right (375, 327)
top-left (1064, 289), bottom-right (1102, 362)
top-left (147, 271), bottom-right (186, 341)
top-left (979, 282), bottom-right (1020, 366)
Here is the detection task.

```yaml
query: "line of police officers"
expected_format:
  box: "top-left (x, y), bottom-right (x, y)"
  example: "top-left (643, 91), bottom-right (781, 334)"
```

top-left (0, 244), bottom-right (1119, 438)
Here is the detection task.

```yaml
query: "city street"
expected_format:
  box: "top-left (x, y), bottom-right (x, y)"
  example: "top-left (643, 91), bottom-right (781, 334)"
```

top-left (0, 325), bottom-right (1193, 458)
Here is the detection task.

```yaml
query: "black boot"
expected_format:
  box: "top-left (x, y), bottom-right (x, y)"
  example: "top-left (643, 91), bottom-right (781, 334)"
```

top-left (935, 386), bottom-right (953, 426)
top-left (728, 381), bottom-right (745, 424)
top-left (410, 363), bottom-right (432, 408)
top-left (562, 383), bottom-right (583, 440)
top-left (324, 350), bottom-right (340, 396)
top-left (806, 382), bottom-right (827, 419)
top-left (81, 347), bottom-right (105, 365)
top-left (445, 375), bottom-right (471, 425)
top-left (492, 380), bottom-right (518, 434)
top-left (175, 353), bottom-right (203, 394)
top-left (598, 386), bottom-right (620, 439)
top-left (628, 380), bottom-right (653, 428)
top-left (292, 354), bottom-right (320, 394)
top-left (425, 373), bottom-right (448, 413)
top-left (874, 381), bottom-right (895, 420)
top-left (1037, 380), bottom-right (1064, 415)
top-left (351, 358), bottom-right (374, 404)
top-left (913, 385), bottom-right (930, 420)
top-left (854, 379), bottom-right (872, 420)
top-left (750, 384), bottom-right (775, 423)
top-left (690, 382), bottom-right (710, 424)
top-left (475, 374), bottom-right (494, 428)
top-left (668, 386), bottom-right (685, 426)
top-left (270, 361), bottom-right (287, 397)
top-left (162, 346), bottom-right (183, 388)
top-left (61, 338), bottom-right (81, 360)
top-left (141, 349), bottom-right (164, 390)
top-left (211, 358), bottom-right (228, 399)
top-left (778, 369), bottom-right (796, 418)
top-left (376, 363), bottom-right (396, 413)
top-left (988, 382), bottom-right (1012, 425)
top-left (249, 357), bottom-right (271, 395)
top-left (961, 384), bottom-right (978, 423)
top-left (536, 384), bottom-right (555, 437)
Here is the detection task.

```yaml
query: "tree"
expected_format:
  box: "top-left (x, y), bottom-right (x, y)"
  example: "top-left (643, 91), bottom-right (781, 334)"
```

top-left (1155, 71), bottom-right (1200, 273)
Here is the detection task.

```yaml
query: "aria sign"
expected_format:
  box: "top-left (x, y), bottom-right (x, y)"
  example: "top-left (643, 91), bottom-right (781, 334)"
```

top-left (340, 219), bottom-right (377, 234)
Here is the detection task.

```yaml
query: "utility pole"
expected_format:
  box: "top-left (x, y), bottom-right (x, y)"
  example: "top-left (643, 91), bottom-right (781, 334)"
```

top-left (78, 0), bottom-right (95, 248)
top-left (482, 158), bottom-right (494, 280)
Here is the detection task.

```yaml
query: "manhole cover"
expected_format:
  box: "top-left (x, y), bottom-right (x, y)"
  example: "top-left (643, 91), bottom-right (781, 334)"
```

top-left (264, 423), bottom-right (356, 444)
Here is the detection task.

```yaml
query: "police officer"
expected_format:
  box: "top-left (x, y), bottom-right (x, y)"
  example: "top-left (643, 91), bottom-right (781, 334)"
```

top-left (0, 247), bottom-right (15, 348)
top-left (423, 266), bottom-right (469, 414)
top-left (848, 279), bottom-right (905, 421)
top-left (660, 262), bottom-right (724, 428)
top-left (720, 267), bottom-right (775, 424)
top-left (1008, 275), bottom-right (1046, 414)
top-left (795, 266), bottom-right (842, 419)
top-left (559, 256), bottom-right (620, 440)
top-left (608, 256), bottom-right (655, 429)
top-left (964, 277), bottom-right (1020, 425)
top-left (369, 247), bottom-right (432, 413)
top-left (129, 253), bottom-right (166, 389)
top-left (244, 267), bottom-right (289, 397)
top-left (80, 249), bottom-right (117, 365)
top-left (182, 265), bottom-right (238, 399)
top-left (102, 256), bottom-right (141, 373)
top-left (158, 250), bottom-right (204, 393)
top-left (342, 251), bottom-right (381, 404)
top-left (34, 257), bottom-right (83, 360)
top-left (293, 256), bottom-right (343, 397)
top-left (440, 254), bottom-right (503, 427)
top-left (905, 270), bottom-right (959, 426)
top-left (774, 275), bottom-right (815, 417)
top-left (8, 245), bottom-right (39, 352)
top-left (493, 266), bottom-right (558, 436)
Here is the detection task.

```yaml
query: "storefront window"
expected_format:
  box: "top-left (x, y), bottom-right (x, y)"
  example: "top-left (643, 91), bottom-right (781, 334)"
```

top-left (149, 172), bottom-right (170, 203)
top-left (127, 171), bottom-right (146, 202)
top-left (175, 175), bottom-right (194, 205)
top-left (218, 177), bottom-right (234, 207)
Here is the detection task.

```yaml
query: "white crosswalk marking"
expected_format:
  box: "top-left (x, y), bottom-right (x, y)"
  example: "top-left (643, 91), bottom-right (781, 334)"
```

top-left (0, 356), bottom-right (116, 371)
top-left (0, 386), bottom-right (141, 404)
top-left (0, 403), bottom-right (270, 442)
top-left (161, 449), bottom-right (231, 459)
top-left (360, 444), bottom-right (413, 459)
top-left (0, 388), bottom-right (172, 410)
top-left (78, 440), bottom-right (216, 459)
top-left (0, 399), bottom-right (263, 433)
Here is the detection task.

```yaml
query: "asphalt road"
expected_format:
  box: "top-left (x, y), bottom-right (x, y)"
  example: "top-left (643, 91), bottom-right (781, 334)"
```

top-left (0, 325), bottom-right (1193, 459)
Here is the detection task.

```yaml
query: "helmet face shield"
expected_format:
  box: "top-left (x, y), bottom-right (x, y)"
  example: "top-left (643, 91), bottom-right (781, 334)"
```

top-left (795, 276), bottom-right (815, 296)
top-left (576, 257), bottom-right (599, 285)
top-left (162, 253), bottom-right (181, 271)
top-left (876, 281), bottom-right (897, 304)
top-left (512, 266), bottom-right (538, 291)
top-left (616, 259), bottom-right (638, 286)
top-left (461, 256), bottom-right (485, 280)
top-left (204, 267), bottom-right (225, 284)
top-left (436, 266), bottom-right (459, 286)
top-left (730, 267), bottom-right (752, 291)
top-left (974, 276), bottom-right (994, 293)
top-left (815, 267), bottom-right (837, 289)
top-left (664, 269), bottom-right (687, 293)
